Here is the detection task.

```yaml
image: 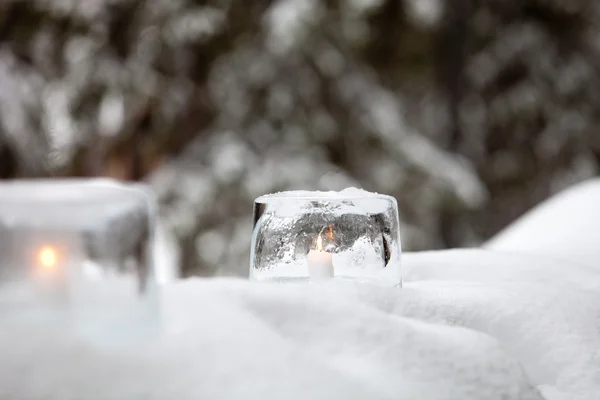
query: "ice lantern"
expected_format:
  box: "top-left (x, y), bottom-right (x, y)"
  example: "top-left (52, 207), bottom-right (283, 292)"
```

top-left (0, 179), bottom-right (159, 343)
top-left (250, 188), bottom-right (402, 286)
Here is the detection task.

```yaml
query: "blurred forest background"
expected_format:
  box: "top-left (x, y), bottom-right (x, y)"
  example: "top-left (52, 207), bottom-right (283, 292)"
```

top-left (0, 0), bottom-right (598, 277)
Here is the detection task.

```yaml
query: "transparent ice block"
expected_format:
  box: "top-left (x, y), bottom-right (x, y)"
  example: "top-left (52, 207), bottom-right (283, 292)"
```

top-left (250, 188), bottom-right (402, 286)
top-left (0, 179), bottom-right (159, 344)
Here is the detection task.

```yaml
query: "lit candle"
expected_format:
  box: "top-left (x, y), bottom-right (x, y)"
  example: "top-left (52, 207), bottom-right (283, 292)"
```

top-left (307, 234), bottom-right (334, 279)
top-left (38, 245), bottom-right (58, 271)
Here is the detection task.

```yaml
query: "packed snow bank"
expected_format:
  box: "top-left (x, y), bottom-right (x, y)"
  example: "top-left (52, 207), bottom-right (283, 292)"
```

top-left (397, 281), bottom-right (600, 400)
top-left (2, 248), bottom-right (599, 399)
top-left (484, 179), bottom-right (600, 267)
top-left (400, 249), bottom-right (600, 400)
top-left (0, 274), bottom-right (542, 400)
top-left (403, 248), bottom-right (600, 289)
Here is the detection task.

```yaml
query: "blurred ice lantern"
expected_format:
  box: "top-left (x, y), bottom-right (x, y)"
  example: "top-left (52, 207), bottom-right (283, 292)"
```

top-left (0, 179), bottom-right (159, 345)
top-left (250, 188), bottom-right (402, 286)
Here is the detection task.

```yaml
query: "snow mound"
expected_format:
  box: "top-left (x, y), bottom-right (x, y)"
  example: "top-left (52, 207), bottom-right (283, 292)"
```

top-left (0, 276), bottom-right (541, 400)
top-left (484, 179), bottom-right (600, 267)
top-left (403, 248), bottom-right (599, 289)
top-left (3, 249), bottom-right (599, 399)
top-left (2, 247), bottom-right (598, 399)
top-left (400, 249), bottom-right (600, 400)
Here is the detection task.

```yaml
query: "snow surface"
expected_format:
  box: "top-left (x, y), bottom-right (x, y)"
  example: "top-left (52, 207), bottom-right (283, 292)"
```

top-left (2, 179), bottom-right (600, 399)
top-left (484, 178), bottom-right (600, 268)
top-left (0, 274), bottom-right (543, 400)
top-left (402, 250), bottom-right (600, 400)
top-left (255, 187), bottom-right (395, 201)
top-left (254, 187), bottom-right (398, 219)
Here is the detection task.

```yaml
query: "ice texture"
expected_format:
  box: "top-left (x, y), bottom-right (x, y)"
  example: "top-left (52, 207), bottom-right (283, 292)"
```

top-left (0, 179), bottom-right (146, 228)
top-left (0, 179), bottom-right (159, 347)
top-left (0, 179), bottom-right (151, 264)
top-left (251, 188), bottom-right (401, 284)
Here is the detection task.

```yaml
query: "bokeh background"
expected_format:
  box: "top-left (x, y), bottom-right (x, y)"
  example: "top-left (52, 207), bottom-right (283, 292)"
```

top-left (0, 0), bottom-right (598, 277)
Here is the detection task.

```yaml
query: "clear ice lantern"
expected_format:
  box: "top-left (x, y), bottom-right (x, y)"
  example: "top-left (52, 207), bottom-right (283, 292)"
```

top-left (250, 189), bottom-right (402, 286)
top-left (0, 179), bottom-right (159, 342)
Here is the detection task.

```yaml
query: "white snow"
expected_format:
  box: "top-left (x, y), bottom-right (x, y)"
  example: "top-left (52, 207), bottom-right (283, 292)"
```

top-left (401, 250), bottom-right (600, 400)
top-left (255, 187), bottom-right (397, 215)
top-left (0, 277), bottom-right (542, 400)
top-left (1, 179), bottom-right (600, 399)
top-left (484, 178), bottom-right (600, 267)
top-left (255, 186), bottom-right (393, 201)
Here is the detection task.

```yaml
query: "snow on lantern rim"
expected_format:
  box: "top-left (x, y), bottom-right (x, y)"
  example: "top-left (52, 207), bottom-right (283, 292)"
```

top-left (255, 187), bottom-right (397, 202)
top-left (254, 188), bottom-right (399, 221)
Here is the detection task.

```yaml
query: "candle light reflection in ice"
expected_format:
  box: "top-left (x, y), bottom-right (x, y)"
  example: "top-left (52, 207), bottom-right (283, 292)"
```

top-left (250, 188), bottom-right (403, 286)
top-left (0, 179), bottom-right (160, 345)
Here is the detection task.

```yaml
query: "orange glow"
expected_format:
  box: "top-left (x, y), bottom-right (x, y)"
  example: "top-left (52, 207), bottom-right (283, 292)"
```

top-left (316, 234), bottom-right (324, 252)
top-left (327, 224), bottom-right (334, 240)
top-left (38, 246), bottom-right (58, 270)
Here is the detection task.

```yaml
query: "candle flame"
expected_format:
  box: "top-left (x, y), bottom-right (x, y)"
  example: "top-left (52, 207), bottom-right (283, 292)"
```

top-left (38, 246), bottom-right (58, 270)
top-left (327, 224), bottom-right (334, 240)
top-left (316, 234), bottom-right (324, 252)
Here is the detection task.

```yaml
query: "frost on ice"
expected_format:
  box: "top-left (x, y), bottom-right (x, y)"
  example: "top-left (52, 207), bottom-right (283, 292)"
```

top-left (0, 179), bottom-right (151, 267)
top-left (251, 188), bottom-right (401, 284)
top-left (0, 179), bottom-right (160, 346)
